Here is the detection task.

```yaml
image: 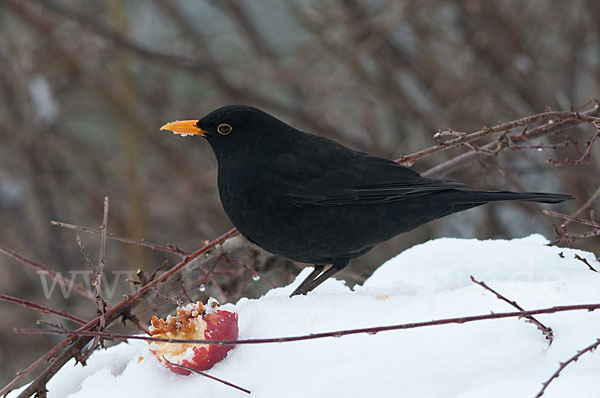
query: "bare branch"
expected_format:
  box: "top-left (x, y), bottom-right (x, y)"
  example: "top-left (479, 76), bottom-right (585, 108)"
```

top-left (4, 228), bottom-right (238, 398)
top-left (470, 276), bottom-right (553, 343)
top-left (16, 303), bottom-right (600, 346)
top-left (573, 254), bottom-right (598, 272)
top-left (0, 294), bottom-right (86, 325)
top-left (85, 197), bottom-right (110, 360)
top-left (0, 246), bottom-right (94, 300)
top-left (162, 356), bottom-right (251, 394)
top-left (535, 338), bottom-right (600, 397)
top-left (420, 102), bottom-right (600, 177)
top-left (396, 110), bottom-right (600, 166)
top-left (51, 220), bottom-right (189, 256)
top-left (76, 235), bottom-right (96, 280)
top-left (561, 185), bottom-right (600, 227)
top-left (544, 210), bottom-right (600, 247)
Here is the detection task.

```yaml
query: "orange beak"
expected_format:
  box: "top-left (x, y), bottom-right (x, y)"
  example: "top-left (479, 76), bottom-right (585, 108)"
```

top-left (160, 120), bottom-right (206, 137)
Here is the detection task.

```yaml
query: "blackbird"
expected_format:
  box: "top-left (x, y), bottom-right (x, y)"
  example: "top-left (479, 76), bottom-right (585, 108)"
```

top-left (161, 105), bottom-right (572, 296)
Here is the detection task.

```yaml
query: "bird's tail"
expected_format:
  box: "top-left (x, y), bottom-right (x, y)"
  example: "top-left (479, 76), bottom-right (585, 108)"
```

top-left (454, 190), bottom-right (573, 205)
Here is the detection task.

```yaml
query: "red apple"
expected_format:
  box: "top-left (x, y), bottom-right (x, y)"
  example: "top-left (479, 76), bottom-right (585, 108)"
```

top-left (148, 299), bottom-right (238, 375)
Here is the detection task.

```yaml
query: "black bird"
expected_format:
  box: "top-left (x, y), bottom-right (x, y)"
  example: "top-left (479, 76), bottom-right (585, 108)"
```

top-left (161, 105), bottom-right (572, 296)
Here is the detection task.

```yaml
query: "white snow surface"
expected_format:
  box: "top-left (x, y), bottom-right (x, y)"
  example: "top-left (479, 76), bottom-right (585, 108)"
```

top-left (9, 235), bottom-right (600, 397)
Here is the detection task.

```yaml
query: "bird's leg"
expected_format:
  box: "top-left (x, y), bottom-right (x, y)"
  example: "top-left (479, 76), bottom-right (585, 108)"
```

top-left (289, 264), bottom-right (325, 297)
top-left (290, 258), bottom-right (349, 296)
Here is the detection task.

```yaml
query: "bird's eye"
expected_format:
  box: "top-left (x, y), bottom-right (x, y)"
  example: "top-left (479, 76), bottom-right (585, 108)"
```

top-left (217, 124), bottom-right (232, 135)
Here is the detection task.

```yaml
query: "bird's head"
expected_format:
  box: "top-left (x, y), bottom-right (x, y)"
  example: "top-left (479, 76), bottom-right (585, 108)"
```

top-left (161, 105), bottom-right (291, 161)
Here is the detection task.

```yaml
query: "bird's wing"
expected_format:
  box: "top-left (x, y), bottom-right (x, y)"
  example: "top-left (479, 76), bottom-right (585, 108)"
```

top-left (269, 138), bottom-right (464, 207)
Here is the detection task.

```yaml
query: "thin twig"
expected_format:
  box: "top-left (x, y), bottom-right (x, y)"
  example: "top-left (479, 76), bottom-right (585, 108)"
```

top-left (396, 110), bottom-right (600, 166)
top-left (76, 235), bottom-right (96, 280)
top-left (0, 294), bottom-right (86, 325)
top-left (4, 228), bottom-right (238, 398)
top-left (88, 197), bottom-right (109, 358)
top-left (470, 276), bottom-right (553, 343)
top-left (573, 254), bottom-right (598, 272)
top-left (420, 102), bottom-right (600, 177)
top-left (16, 303), bottom-right (600, 346)
top-left (162, 356), bottom-right (251, 394)
top-left (180, 282), bottom-right (193, 303)
top-left (535, 338), bottom-right (600, 397)
top-left (547, 128), bottom-right (599, 166)
top-left (562, 185), bottom-right (600, 227)
top-left (51, 220), bottom-right (189, 256)
top-left (0, 246), bottom-right (94, 300)
top-left (543, 210), bottom-right (600, 230)
top-left (121, 312), bottom-right (151, 336)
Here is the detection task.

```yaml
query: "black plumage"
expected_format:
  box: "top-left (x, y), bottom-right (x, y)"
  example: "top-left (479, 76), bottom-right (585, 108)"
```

top-left (161, 105), bottom-right (572, 296)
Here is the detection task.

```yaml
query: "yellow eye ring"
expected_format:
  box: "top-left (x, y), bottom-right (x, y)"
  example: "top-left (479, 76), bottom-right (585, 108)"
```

top-left (217, 124), bottom-right (232, 135)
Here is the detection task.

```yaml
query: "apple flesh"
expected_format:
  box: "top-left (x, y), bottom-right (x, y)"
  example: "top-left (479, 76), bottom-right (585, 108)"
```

top-left (149, 299), bottom-right (238, 375)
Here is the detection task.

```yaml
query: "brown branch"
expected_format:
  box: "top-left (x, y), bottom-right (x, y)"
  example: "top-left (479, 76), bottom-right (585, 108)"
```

top-left (419, 102), bottom-right (600, 177)
top-left (87, 197), bottom-right (109, 359)
top-left (573, 254), bottom-right (598, 272)
top-left (396, 110), bottom-right (600, 166)
top-left (51, 220), bottom-right (189, 256)
top-left (470, 276), bottom-right (553, 343)
top-left (96, 197), bottom-right (109, 289)
top-left (16, 303), bottom-right (600, 346)
top-left (0, 246), bottom-right (94, 300)
top-left (75, 235), bottom-right (96, 278)
top-left (17, 330), bottom-right (94, 398)
top-left (162, 356), bottom-right (251, 394)
top-left (535, 338), bottom-right (600, 397)
top-left (122, 312), bottom-right (151, 336)
top-left (550, 228), bottom-right (600, 248)
top-left (506, 136), bottom-right (569, 151)
top-left (0, 294), bottom-right (86, 325)
top-left (543, 210), bottom-right (600, 247)
top-left (543, 209), bottom-right (600, 229)
top-left (562, 185), bottom-right (600, 227)
top-left (547, 126), bottom-right (599, 166)
top-left (546, 185), bottom-right (600, 248)
top-left (2, 228), bottom-right (238, 397)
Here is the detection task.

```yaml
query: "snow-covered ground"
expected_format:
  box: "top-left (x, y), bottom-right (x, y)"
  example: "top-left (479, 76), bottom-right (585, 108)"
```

top-left (8, 235), bottom-right (600, 397)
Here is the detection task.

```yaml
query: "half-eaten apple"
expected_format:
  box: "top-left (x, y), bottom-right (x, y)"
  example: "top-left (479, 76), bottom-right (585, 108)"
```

top-left (148, 299), bottom-right (238, 375)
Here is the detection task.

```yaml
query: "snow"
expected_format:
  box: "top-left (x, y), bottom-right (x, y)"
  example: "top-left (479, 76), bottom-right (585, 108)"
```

top-left (8, 235), bottom-right (600, 398)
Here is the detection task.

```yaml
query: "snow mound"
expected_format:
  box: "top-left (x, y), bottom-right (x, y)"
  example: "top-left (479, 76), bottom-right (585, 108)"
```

top-left (9, 235), bottom-right (600, 397)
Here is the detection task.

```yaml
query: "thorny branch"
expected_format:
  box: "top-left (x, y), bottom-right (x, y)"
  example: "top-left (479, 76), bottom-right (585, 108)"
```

top-left (544, 210), bottom-right (600, 249)
top-left (547, 121), bottom-right (600, 166)
top-left (470, 276), bottom-right (553, 343)
top-left (0, 294), bottom-right (86, 325)
top-left (1, 103), bottom-right (599, 395)
top-left (15, 303), bottom-right (600, 346)
top-left (560, 185), bottom-right (600, 227)
top-left (535, 338), bottom-right (600, 398)
top-left (75, 236), bottom-right (96, 279)
top-left (1, 0), bottom-right (599, 394)
top-left (0, 228), bottom-right (238, 398)
top-left (396, 108), bottom-right (600, 166)
top-left (0, 246), bottom-right (94, 301)
top-left (419, 101), bottom-right (600, 177)
top-left (51, 220), bottom-right (189, 256)
top-left (87, 197), bottom-right (109, 360)
top-left (162, 356), bottom-right (251, 395)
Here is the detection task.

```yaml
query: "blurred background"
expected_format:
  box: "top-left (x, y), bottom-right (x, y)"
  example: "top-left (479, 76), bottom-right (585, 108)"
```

top-left (0, 0), bottom-right (599, 388)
